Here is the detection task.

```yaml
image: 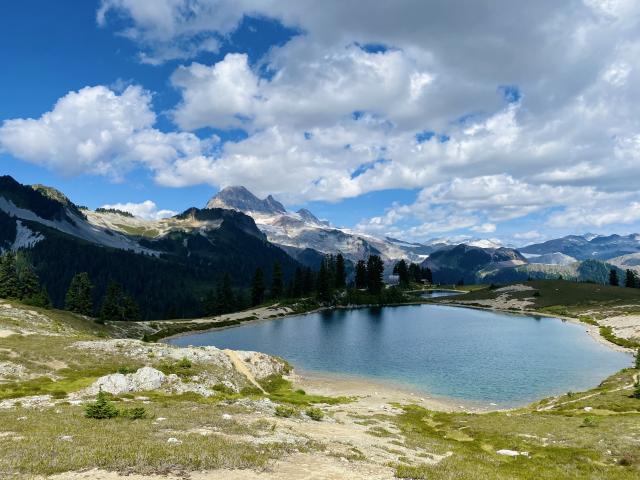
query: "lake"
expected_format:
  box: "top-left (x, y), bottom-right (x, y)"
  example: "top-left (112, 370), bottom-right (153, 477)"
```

top-left (168, 304), bottom-right (632, 407)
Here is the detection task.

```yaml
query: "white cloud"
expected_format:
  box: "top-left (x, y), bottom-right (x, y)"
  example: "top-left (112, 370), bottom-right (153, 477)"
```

top-left (472, 223), bottom-right (497, 234)
top-left (4, 0), bottom-right (640, 240)
top-left (0, 86), bottom-right (155, 177)
top-left (0, 85), bottom-right (218, 185)
top-left (171, 53), bottom-right (258, 130)
top-left (100, 200), bottom-right (176, 220)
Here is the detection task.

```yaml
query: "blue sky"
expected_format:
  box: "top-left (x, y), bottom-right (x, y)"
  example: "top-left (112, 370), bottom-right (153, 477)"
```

top-left (2, 1), bottom-right (640, 245)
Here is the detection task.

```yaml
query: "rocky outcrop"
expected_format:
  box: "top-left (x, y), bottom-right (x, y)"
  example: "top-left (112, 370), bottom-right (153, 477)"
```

top-left (85, 367), bottom-right (165, 395)
top-left (73, 339), bottom-right (290, 397)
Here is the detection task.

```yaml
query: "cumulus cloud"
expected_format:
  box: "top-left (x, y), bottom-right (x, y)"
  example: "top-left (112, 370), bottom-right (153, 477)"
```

top-left (3, 0), bottom-right (640, 239)
top-left (0, 86), bottom-right (155, 177)
top-left (100, 200), bottom-right (176, 220)
top-left (0, 85), bottom-right (218, 184)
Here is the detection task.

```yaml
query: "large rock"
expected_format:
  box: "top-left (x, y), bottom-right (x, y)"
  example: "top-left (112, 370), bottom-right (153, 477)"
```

top-left (87, 367), bottom-right (165, 395)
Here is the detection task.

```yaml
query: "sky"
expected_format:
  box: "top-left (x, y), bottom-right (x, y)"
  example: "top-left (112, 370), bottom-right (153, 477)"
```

top-left (1, 0), bottom-right (640, 246)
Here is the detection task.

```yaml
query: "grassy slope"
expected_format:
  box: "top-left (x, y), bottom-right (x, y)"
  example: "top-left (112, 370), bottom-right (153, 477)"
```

top-left (0, 302), bottom-right (341, 476)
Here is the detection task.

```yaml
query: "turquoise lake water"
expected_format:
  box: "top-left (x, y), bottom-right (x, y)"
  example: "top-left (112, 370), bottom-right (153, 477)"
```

top-left (168, 304), bottom-right (632, 406)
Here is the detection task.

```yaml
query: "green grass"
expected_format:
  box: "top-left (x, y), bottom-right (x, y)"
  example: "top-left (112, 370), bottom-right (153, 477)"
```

top-left (0, 400), bottom-right (298, 476)
top-left (385, 368), bottom-right (640, 479)
top-left (259, 374), bottom-right (352, 406)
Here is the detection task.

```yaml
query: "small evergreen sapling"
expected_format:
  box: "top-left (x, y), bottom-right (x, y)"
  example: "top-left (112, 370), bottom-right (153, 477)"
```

top-left (84, 390), bottom-right (119, 419)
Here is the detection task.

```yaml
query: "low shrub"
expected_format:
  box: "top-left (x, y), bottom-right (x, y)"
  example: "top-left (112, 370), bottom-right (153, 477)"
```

top-left (275, 405), bottom-right (297, 418)
top-left (121, 406), bottom-right (147, 420)
top-left (305, 407), bottom-right (324, 421)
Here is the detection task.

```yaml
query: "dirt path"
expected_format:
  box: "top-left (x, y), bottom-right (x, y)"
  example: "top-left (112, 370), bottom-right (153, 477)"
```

top-left (224, 349), bottom-right (266, 393)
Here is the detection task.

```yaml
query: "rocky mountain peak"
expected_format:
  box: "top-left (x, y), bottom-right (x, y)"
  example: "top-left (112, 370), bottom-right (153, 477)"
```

top-left (206, 186), bottom-right (286, 215)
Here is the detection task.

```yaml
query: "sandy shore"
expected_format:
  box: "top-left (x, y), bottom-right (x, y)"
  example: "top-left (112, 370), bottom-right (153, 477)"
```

top-left (290, 369), bottom-right (504, 413)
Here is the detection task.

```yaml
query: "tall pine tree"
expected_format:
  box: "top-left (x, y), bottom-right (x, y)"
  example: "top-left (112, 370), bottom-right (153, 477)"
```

top-left (65, 272), bottom-right (93, 315)
top-left (625, 269), bottom-right (637, 288)
top-left (366, 255), bottom-right (385, 294)
top-left (316, 258), bottom-right (331, 301)
top-left (335, 254), bottom-right (346, 289)
top-left (609, 268), bottom-right (619, 287)
top-left (251, 268), bottom-right (265, 306)
top-left (100, 281), bottom-right (140, 322)
top-left (0, 252), bottom-right (19, 299)
top-left (270, 262), bottom-right (284, 299)
top-left (355, 260), bottom-right (367, 289)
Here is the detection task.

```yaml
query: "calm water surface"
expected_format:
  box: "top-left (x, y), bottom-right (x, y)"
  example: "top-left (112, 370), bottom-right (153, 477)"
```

top-left (169, 305), bottom-right (631, 406)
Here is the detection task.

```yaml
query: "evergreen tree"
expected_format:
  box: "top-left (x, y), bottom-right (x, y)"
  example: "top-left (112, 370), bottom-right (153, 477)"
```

top-left (355, 260), bottom-right (367, 289)
top-left (100, 281), bottom-right (123, 322)
top-left (302, 267), bottom-right (315, 295)
top-left (326, 255), bottom-right (337, 291)
top-left (251, 268), bottom-right (265, 306)
top-left (625, 269), bottom-right (637, 288)
top-left (0, 252), bottom-right (19, 298)
top-left (202, 288), bottom-right (218, 316)
top-left (65, 272), bottom-right (93, 315)
top-left (335, 254), bottom-right (346, 289)
top-left (216, 273), bottom-right (235, 313)
top-left (408, 263), bottom-right (422, 283)
top-left (366, 255), bottom-right (385, 294)
top-left (292, 267), bottom-right (304, 298)
top-left (100, 281), bottom-right (139, 322)
top-left (424, 267), bottom-right (433, 284)
top-left (270, 262), bottom-right (284, 299)
top-left (393, 260), bottom-right (410, 286)
top-left (19, 266), bottom-right (42, 299)
top-left (85, 389), bottom-right (119, 419)
top-left (609, 268), bottom-right (619, 286)
top-left (122, 294), bottom-right (140, 321)
top-left (316, 258), bottom-right (331, 301)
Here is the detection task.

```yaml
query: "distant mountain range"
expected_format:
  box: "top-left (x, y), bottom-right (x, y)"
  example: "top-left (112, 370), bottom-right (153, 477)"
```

top-left (206, 186), bottom-right (434, 266)
top-left (1, 176), bottom-right (639, 318)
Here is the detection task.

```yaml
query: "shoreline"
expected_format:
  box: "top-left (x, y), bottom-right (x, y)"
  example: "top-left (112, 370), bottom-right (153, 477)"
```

top-left (289, 369), bottom-right (511, 413)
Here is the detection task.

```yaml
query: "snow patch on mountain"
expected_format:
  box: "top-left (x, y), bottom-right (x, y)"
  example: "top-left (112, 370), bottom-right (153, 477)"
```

top-left (12, 220), bottom-right (44, 249)
top-left (0, 197), bottom-right (155, 255)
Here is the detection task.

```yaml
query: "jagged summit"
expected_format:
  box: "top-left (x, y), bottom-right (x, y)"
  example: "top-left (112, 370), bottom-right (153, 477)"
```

top-left (296, 208), bottom-right (329, 226)
top-left (206, 186), bottom-right (286, 215)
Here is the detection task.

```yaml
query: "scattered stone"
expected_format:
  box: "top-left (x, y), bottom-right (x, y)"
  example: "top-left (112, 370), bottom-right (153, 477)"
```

top-left (59, 435), bottom-right (73, 442)
top-left (222, 413), bottom-right (232, 420)
top-left (167, 437), bottom-right (182, 445)
top-left (584, 406), bottom-right (593, 412)
top-left (497, 449), bottom-right (529, 457)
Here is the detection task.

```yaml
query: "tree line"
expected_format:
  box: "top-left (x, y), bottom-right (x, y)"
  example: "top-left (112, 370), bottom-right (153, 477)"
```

top-left (0, 251), bottom-right (50, 307)
top-left (609, 268), bottom-right (640, 288)
top-left (392, 259), bottom-right (433, 287)
top-left (1, 249), bottom-right (434, 322)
